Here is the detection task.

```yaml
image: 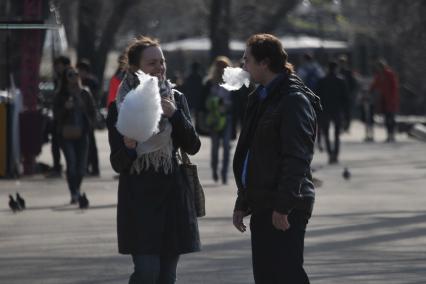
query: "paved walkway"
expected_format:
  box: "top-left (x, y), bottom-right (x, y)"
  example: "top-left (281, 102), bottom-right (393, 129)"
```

top-left (1, 121), bottom-right (425, 283)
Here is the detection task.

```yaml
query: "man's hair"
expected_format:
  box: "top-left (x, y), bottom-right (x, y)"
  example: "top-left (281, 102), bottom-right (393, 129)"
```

top-left (125, 35), bottom-right (160, 68)
top-left (54, 55), bottom-right (71, 66)
top-left (76, 58), bottom-right (91, 72)
top-left (246, 34), bottom-right (293, 74)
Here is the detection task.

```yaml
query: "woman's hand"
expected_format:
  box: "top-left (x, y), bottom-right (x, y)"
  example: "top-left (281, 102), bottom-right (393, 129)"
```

top-left (161, 97), bottom-right (177, 118)
top-left (123, 136), bottom-right (137, 149)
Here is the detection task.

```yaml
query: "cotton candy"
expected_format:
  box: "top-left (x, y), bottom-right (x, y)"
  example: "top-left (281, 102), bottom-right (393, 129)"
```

top-left (116, 71), bottom-right (163, 142)
top-left (220, 67), bottom-right (250, 91)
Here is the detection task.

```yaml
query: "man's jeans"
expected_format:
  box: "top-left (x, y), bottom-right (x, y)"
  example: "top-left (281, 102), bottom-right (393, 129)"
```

top-left (129, 254), bottom-right (179, 284)
top-left (61, 135), bottom-right (89, 200)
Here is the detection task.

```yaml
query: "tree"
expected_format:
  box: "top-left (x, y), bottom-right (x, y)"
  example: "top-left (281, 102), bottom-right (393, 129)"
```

top-left (209, 0), bottom-right (231, 60)
top-left (76, 0), bottom-right (139, 85)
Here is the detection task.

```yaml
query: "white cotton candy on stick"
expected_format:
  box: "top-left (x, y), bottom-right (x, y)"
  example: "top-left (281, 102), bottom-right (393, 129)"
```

top-left (116, 71), bottom-right (163, 142)
top-left (220, 67), bottom-right (250, 91)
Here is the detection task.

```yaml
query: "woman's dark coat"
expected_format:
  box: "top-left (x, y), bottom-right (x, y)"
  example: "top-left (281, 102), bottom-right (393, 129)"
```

top-left (106, 90), bottom-right (201, 255)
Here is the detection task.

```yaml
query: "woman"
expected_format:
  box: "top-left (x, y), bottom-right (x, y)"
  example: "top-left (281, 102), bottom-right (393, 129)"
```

top-left (54, 66), bottom-right (96, 203)
top-left (106, 36), bottom-right (201, 284)
top-left (202, 56), bottom-right (235, 184)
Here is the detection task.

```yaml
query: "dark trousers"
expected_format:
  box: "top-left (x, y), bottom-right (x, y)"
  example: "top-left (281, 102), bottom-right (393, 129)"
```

top-left (129, 254), bottom-right (179, 284)
top-left (51, 121), bottom-right (62, 172)
top-left (87, 129), bottom-right (99, 174)
top-left (384, 112), bottom-right (396, 138)
top-left (321, 112), bottom-right (341, 160)
top-left (61, 135), bottom-right (89, 199)
top-left (250, 209), bottom-right (310, 284)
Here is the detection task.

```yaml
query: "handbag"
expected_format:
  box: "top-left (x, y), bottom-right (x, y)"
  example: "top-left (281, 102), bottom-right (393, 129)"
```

top-left (179, 149), bottom-right (206, 217)
top-left (62, 124), bottom-right (82, 140)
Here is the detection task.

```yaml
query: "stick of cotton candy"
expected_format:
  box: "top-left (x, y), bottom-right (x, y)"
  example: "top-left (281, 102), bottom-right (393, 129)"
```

top-left (220, 67), bottom-right (250, 91)
top-left (116, 71), bottom-right (163, 142)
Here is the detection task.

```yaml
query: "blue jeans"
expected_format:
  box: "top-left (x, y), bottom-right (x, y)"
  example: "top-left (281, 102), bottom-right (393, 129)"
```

top-left (61, 134), bottom-right (89, 200)
top-left (129, 254), bottom-right (179, 284)
top-left (210, 116), bottom-right (232, 183)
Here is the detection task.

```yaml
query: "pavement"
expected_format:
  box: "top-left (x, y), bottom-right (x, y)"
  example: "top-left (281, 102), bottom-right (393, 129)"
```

top-left (1, 121), bottom-right (425, 284)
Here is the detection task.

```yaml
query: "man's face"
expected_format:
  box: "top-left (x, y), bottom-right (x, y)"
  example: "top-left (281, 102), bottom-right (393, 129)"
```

top-left (242, 47), bottom-right (263, 84)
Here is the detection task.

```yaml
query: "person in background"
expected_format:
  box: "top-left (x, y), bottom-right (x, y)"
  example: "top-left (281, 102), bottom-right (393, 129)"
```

top-left (203, 56), bottom-right (235, 184)
top-left (106, 35), bottom-right (201, 284)
top-left (183, 61), bottom-right (203, 115)
top-left (77, 59), bottom-right (100, 176)
top-left (338, 55), bottom-right (358, 132)
top-left (107, 53), bottom-right (126, 107)
top-left (316, 61), bottom-right (349, 164)
top-left (369, 59), bottom-right (399, 142)
top-left (54, 66), bottom-right (96, 204)
top-left (297, 53), bottom-right (325, 152)
top-left (233, 34), bottom-right (320, 283)
top-left (45, 55), bottom-right (71, 178)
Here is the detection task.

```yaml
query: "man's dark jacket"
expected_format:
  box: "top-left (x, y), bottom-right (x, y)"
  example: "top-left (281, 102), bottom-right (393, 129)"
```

top-left (233, 73), bottom-right (321, 216)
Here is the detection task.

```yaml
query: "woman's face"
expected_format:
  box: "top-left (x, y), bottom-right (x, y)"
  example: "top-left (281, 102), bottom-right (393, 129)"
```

top-left (139, 46), bottom-right (166, 81)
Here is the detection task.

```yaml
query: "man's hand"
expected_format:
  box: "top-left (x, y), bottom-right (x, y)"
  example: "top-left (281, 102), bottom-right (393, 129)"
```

top-left (233, 210), bottom-right (247, 233)
top-left (272, 211), bottom-right (290, 231)
top-left (123, 136), bottom-right (137, 149)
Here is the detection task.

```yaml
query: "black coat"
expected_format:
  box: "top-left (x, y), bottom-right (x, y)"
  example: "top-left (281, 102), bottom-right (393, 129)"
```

top-left (233, 73), bottom-right (321, 217)
top-left (106, 91), bottom-right (201, 255)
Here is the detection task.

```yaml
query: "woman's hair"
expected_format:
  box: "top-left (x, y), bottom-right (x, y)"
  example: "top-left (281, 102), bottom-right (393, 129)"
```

top-left (124, 35), bottom-right (160, 69)
top-left (246, 33), bottom-right (294, 74)
top-left (207, 55), bottom-right (232, 83)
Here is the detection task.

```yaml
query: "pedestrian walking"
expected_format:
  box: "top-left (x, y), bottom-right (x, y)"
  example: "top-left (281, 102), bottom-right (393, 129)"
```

top-left (369, 59), bottom-right (399, 142)
top-left (76, 59), bottom-right (101, 176)
top-left (316, 61), bottom-right (349, 164)
top-left (297, 53), bottom-right (325, 152)
top-left (202, 56), bottom-right (236, 184)
top-left (45, 55), bottom-right (71, 178)
top-left (53, 66), bottom-right (96, 204)
top-left (338, 55), bottom-right (359, 132)
top-left (232, 34), bottom-right (321, 283)
top-left (106, 35), bottom-right (201, 284)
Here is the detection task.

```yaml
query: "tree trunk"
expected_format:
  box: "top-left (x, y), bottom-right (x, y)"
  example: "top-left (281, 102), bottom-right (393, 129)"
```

top-left (93, 0), bottom-right (137, 85)
top-left (210, 0), bottom-right (231, 61)
top-left (77, 0), bottom-right (101, 67)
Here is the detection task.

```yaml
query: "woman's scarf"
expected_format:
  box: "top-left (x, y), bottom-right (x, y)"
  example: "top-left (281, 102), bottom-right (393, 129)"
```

top-left (116, 72), bottom-right (175, 174)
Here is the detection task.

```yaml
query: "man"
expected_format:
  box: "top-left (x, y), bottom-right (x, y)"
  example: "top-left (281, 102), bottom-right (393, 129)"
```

top-left (297, 53), bottom-right (325, 152)
top-left (232, 34), bottom-right (321, 283)
top-left (338, 55), bottom-right (358, 132)
top-left (46, 55), bottom-right (71, 178)
top-left (369, 59), bottom-right (399, 142)
top-left (297, 53), bottom-right (324, 91)
top-left (76, 59), bottom-right (100, 176)
top-left (316, 61), bottom-right (349, 164)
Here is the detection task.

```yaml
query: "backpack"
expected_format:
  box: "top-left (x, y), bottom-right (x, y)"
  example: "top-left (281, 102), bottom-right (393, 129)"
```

top-left (205, 95), bottom-right (227, 132)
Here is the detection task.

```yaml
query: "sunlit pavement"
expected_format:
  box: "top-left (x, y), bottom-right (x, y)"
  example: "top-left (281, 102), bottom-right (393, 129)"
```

top-left (1, 121), bottom-right (425, 283)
